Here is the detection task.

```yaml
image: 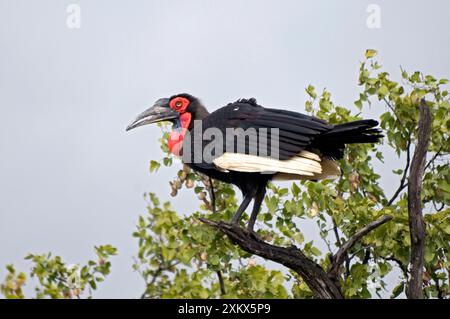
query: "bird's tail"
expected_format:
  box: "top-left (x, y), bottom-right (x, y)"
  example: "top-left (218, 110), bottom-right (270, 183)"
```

top-left (322, 119), bottom-right (383, 144)
top-left (311, 119), bottom-right (383, 159)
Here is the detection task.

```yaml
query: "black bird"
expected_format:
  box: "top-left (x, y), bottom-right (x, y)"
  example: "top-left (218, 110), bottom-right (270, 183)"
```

top-left (127, 93), bottom-right (382, 232)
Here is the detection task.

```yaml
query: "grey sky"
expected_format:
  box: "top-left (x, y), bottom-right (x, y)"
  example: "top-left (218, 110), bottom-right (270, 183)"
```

top-left (0, 0), bottom-right (449, 298)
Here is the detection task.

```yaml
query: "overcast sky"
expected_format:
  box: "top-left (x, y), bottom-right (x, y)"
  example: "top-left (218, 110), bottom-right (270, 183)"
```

top-left (0, 0), bottom-right (449, 298)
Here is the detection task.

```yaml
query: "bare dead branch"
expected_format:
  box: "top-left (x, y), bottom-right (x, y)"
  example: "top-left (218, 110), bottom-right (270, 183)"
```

top-left (199, 218), bottom-right (343, 299)
top-left (327, 215), bottom-right (393, 279)
top-left (406, 99), bottom-right (432, 299)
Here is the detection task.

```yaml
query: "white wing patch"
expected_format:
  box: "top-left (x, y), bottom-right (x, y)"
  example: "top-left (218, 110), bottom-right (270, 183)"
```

top-left (273, 159), bottom-right (341, 181)
top-left (213, 150), bottom-right (340, 180)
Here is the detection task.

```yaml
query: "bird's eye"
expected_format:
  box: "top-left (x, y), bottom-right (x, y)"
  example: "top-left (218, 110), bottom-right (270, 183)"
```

top-left (169, 97), bottom-right (190, 112)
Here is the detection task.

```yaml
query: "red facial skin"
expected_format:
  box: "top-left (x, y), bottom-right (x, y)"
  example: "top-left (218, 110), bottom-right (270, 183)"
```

top-left (168, 97), bottom-right (191, 156)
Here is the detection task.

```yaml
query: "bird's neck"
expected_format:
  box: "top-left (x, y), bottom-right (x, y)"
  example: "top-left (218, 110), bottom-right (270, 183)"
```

top-left (168, 102), bottom-right (210, 156)
top-left (168, 112), bottom-right (191, 156)
top-left (192, 103), bottom-right (210, 121)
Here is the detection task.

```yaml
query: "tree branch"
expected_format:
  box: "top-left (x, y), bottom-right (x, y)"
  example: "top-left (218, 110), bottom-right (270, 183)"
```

top-left (406, 99), bottom-right (432, 299)
top-left (327, 215), bottom-right (393, 279)
top-left (199, 218), bottom-right (343, 299)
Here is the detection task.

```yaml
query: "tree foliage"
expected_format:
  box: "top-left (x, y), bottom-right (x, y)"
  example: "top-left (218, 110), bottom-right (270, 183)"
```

top-left (1, 246), bottom-right (116, 299)
top-left (2, 51), bottom-right (449, 299)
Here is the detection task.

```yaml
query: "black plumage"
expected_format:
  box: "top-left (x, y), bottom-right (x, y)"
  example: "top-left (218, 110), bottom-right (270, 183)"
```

top-left (127, 93), bottom-right (383, 232)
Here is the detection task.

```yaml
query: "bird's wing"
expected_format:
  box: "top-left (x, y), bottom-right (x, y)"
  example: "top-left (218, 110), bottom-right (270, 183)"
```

top-left (200, 99), bottom-right (339, 178)
top-left (202, 99), bottom-right (332, 159)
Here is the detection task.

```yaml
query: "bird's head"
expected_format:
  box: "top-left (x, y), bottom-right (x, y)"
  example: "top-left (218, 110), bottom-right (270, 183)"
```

top-left (126, 93), bottom-right (208, 132)
top-left (126, 93), bottom-right (210, 156)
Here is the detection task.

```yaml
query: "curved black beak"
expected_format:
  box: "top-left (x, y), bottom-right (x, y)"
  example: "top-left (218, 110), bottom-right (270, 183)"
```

top-left (126, 98), bottom-right (178, 131)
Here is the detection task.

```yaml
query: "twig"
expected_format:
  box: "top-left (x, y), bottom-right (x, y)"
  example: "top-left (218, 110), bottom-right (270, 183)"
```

top-left (406, 99), bottom-right (432, 299)
top-left (330, 217), bottom-right (350, 279)
top-left (327, 215), bottom-right (393, 279)
top-left (380, 255), bottom-right (409, 278)
top-left (387, 139), bottom-right (411, 206)
top-left (433, 202), bottom-right (445, 212)
top-left (424, 147), bottom-right (442, 171)
top-left (332, 218), bottom-right (342, 247)
top-left (362, 248), bottom-right (371, 265)
top-left (435, 279), bottom-right (443, 299)
top-left (383, 98), bottom-right (402, 124)
top-left (208, 177), bottom-right (216, 213)
top-left (216, 270), bottom-right (226, 296)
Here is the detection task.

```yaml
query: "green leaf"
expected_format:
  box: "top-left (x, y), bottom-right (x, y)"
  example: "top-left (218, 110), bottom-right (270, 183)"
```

top-left (149, 160), bottom-right (161, 173)
top-left (266, 196), bottom-right (278, 214)
top-left (365, 49), bottom-right (377, 59)
top-left (310, 247), bottom-right (321, 256)
top-left (378, 85), bottom-right (389, 98)
top-left (291, 183), bottom-right (300, 197)
top-left (306, 85), bottom-right (317, 99)
top-left (391, 282), bottom-right (404, 299)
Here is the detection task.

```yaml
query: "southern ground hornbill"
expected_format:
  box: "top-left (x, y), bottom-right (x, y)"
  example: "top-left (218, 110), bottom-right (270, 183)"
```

top-left (127, 93), bottom-right (382, 232)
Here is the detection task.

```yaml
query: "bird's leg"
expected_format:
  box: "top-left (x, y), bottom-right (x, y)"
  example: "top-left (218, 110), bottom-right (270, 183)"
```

top-left (230, 194), bottom-right (252, 225)
top-left (247, 186), bottom-right (266, 233)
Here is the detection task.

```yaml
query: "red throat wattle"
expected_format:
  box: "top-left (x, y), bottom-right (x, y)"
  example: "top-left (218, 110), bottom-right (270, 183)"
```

top-left (168, 112), bottom-right (192, 156)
